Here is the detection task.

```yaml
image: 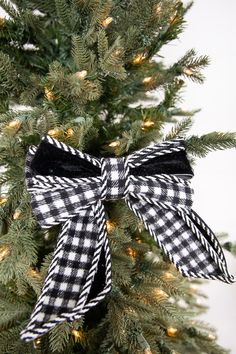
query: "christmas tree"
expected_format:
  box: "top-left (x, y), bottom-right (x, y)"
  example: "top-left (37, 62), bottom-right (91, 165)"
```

top-left (0, 1), bottom-right (235, 353)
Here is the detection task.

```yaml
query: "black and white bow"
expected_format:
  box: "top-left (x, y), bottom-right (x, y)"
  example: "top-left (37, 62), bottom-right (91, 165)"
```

top-left (21, 135), bottom-right (234, 341)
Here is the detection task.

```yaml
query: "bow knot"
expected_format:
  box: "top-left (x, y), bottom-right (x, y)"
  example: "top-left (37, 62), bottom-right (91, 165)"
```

top-left (101, 157), bottom-right (130, 200)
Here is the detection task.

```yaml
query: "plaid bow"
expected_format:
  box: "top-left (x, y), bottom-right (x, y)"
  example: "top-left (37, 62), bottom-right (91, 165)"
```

top-left (21, 135), bottom-right (234, 341)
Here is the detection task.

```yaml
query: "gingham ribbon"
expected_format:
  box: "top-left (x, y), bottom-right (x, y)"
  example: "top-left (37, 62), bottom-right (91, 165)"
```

top-left (21, 135), bottom-right (234, 342)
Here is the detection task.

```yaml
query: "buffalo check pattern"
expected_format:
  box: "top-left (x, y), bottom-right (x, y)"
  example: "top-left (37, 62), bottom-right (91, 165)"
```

top-left (21, 136), bottom-right (234, 342)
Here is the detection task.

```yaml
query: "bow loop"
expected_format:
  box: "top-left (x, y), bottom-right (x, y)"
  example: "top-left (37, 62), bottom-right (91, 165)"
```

top-left (30, 181), bottom-right (102, 228)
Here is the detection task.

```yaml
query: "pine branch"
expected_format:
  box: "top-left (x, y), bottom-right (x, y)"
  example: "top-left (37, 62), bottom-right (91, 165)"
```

top-left (49, 322), bottom-right (73, 353)
top-left (165, 117), bottom-right (194, 140)
top-left (90, 0), bottom-right (112, 26)
top-left (99, 36), bottom-right (126, 80)
top-left (186, 132), bottom-right (236, 157)
top-left (172, 49), bottom-right (210, 83)
top-left (154, 1), bottom-right (186, 49)
top-left (20, 0), bottom-right (56, 14)
top-left (55, 0), bottom-right (77, 32)
top-left (162, 79), bottom-right (185, 109)
top-left (97, 29), bottom-right (109, 59)
top-left (0, 322), bottom-right (34, 354)
top-left (71, 36), bottom-right (92, 71)
top-left (223, 242), bottom-right (236, 256)
top-left (0, 297), bottom-right (31, 330)
top-left (0, 52), bottom-right (18, 94)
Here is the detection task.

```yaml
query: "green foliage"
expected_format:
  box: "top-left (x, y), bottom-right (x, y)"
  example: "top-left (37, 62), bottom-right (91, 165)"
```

top-left (55, 0), bottom-right (73, 31)
top-left (72, 36), bottom-right (94, 72)
top-left (97, 29), bottom-right (127, 80)
top-left (49, 322), bottom-right (75, 353)
top-left (223, 241), bottom-right (236, 256)
top-left (186, 132), bottom-right (236, 157)
top-left (165, 117), bottom-right (194, 140)
top-left (171, 48), bottom-right (210, 83)
top-left (0, 52), bottom-right (18, 95)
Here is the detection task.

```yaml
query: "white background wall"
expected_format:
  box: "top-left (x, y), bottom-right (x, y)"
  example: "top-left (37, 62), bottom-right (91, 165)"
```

top-left (1, 1), bottom-right (236, 352)
top-left (161, 1), bottom-right (236, 352)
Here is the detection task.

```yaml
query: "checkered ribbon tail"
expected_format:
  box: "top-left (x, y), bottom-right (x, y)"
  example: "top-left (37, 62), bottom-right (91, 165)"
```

top-left (21, 135), bottom-right (234, 342)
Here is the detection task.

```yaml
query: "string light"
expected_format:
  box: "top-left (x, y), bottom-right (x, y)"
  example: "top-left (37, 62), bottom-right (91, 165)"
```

top-left (166, 327), bottom-right (178, 337)
top-left (101, 16), bottom-right (113, 27)
top-left (106, 219), bottom-right (116, 234)
top-left (29, 268), bottom-right (41, 280)
top-left (163, 272), bottom-right (175, 281)
top-left (170, 11), bottom-right (178, 24)
top-left (145, 251), bottom-right (160, 264)
top-left (13, 209), bottom-right (22, 220)
top-left (44, 231), bottom-right (50, 241)
top-left (143, 76), bottom-right (153, 84)
top-left (132, 53), bottom-right (146, 65)
top-left (135, 238), bottom-right (142, 244)
top-left (75, 70), bottom-right (87, 80)
top-left (0, 196), bottom-right (8, 206)
top-left (109, 140), bottom-right (120, 148)
top-left (0, 245), bottom-right (11, 262)
top-left (153, 288), bottom-right (169, 300)
top-left (7, 119), bottom-right (21, 130)
top-left (47, 128), bottom-right (61, 138)
top-left (45, 87), bottom-right (57, 101)
top-left (144, 349), bottom-right (152, 354)
top-left (155, 4), bottom-right (162, 15)
top-left (114, 48), bottom-right (122, 56)
top-left (127, 247), bottom-right (137, 258)
top-left (33, 337), bottom-right (42, 349)
top-left (71, 329), bottom-right (84, 340)
top-left (141, 119), bottom-right (155, 130)
top-left (66, 128), bottom-right (75, 137)
top-left (196, 298), bottom-right (202, 305)
top-left (0, 17), bottom-right (5, 27)
top-left (183, 67), bottom-right (194, 76)
top-left (208, 333), bottom-right (216, 341)
top-left (190, 285), bottom-right (198, 293)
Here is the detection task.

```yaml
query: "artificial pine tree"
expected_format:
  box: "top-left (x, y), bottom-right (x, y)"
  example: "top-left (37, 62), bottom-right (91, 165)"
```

top-left (0, 1), bottom-right (235, 353)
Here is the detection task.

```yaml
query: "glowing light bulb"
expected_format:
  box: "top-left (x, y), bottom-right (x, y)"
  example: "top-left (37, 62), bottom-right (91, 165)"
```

top-left (143, 76), bottom-right (153, 84)
top-left (132, 53), bottom-right (146, 65)
top-left (106, 220), bottom-right (116, 234)
top-left (66, 128), bottom-right (75, 137)
top-left (0, 196), bottom-right (8, 205)
top-left (47, 128), bottom-right (61, 138)
top-left (13, 209), bottom-right (22, 220)
top-left (166, 327), bottom-right (178, 337)
top-left (75, 70), bottom-right (87, 80)
top-left (183, 67), bottom-right (193, 76)
top-left (71, 329), bottom-right (84, 340)
top-left (109, 140), bottom-right (120, 147)
top-left (102, 17), bottom-right (113, 27)
top-left (8, 119), bottom-right (21, 129)
top-left (163, 272), bottom-right (175, 281)
top-left (141, 120), bottom-right (155, 130)
top-left (153, 288), bottom-right (169, 299)
top-left (45, 87), bottom-right (57, 101)
top-left (0, 245), bottom-right (11, 262)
